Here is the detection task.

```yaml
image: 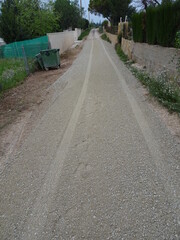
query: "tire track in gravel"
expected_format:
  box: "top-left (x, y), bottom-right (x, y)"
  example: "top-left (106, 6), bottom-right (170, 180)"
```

top-left (100, 38), bottom-right (180, 229)
top-left (20, 40), bottom-right (94, 240)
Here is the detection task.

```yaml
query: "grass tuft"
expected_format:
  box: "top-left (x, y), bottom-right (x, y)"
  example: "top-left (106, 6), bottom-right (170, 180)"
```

top-left (0, 58), bottom-right (37, 93)
top-left (101, 34), bottom-right (111, 43)
top-left (115, 44), bottom-right (128, 63)
top-left (0, 59), bottom-right (26, 93)
top-left (99, 26), bottom-right (103, 34)
top-left (78, 28), bottom-right (91, 40)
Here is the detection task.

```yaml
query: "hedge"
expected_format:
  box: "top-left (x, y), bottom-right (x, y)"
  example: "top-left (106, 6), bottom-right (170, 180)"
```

top-left (132, 1), bottom-right (180, 47)
top-left (132, 12), bottom-right (145, 43)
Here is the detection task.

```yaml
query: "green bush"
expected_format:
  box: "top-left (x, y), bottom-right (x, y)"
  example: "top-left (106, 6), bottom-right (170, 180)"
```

top-left (175, 31), bottom-right (180, 48)
top-left (102, 20), bottom-right (108, 28)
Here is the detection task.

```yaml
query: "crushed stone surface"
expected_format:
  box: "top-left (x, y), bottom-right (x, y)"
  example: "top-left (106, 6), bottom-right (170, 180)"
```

top-left (0, 30), bottom-right (179, 240)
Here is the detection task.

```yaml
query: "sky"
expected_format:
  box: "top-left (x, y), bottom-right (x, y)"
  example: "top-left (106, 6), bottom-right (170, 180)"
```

top-left (80, 0), bottom-right (106, 23)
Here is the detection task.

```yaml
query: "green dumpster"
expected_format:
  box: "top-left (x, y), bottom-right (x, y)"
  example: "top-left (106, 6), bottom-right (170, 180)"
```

top-left (40, 49), bottom-right (60, 70)
top-left (35, 53), bottom-right (44, 69)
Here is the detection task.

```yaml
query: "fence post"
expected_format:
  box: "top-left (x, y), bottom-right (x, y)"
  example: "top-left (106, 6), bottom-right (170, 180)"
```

top-left (22, 46), bottom-right (30, 75)
top-left (16, 42), bottom-right (20, 58)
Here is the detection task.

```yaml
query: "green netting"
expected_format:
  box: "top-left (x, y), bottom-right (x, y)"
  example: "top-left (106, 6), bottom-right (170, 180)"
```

top-left (0, 36), bottom-right (49, 59)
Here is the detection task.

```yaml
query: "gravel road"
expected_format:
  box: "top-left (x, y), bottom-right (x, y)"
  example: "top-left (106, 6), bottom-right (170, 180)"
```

top-left (0, 30), bottom-right (180, 240)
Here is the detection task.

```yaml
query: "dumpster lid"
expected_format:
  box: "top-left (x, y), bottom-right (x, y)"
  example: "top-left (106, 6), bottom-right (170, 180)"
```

top-left (40, 49), bottom-right (59, 53)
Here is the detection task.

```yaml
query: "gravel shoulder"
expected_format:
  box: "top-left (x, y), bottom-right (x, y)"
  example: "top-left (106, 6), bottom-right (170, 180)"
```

top-left (0, 44), bottom-right (82, 171)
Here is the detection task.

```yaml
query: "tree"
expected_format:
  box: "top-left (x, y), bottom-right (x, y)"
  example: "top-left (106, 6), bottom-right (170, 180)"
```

top-left (0, 0), bottom-right (59, 43)
top-left (54, 0), bottom-right (83, 30)
top-left (16, 0), bottom-right (59, 40)
top-left (70, 0), bottom-right (84, 29)
top-left (132, 0), bottom-right (160, 11)
top-left (89, 0), bottom-right (132, 24)
top-left (0, 0), bottom-right (19, 43)
top-left (81, 18), bottom-right (89, 29)
top-left (54, 0), bottom-right (72, 30)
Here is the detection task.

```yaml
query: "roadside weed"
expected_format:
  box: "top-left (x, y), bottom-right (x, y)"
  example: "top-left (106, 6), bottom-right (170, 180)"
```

top-left (115, 44), bottom-right (128, 63)
top-left (101, 34), bottom-right (111, 43)
top-left (0, 58), bottom-right (37, 93)
top-left (115, 44), bottom-right (180, 114)
top-left (132, 68), bottom-right (180, 113)
top-left (78, 28), bottom-right (91, 40)
top-left (99, 26), bottom-right (103, 34)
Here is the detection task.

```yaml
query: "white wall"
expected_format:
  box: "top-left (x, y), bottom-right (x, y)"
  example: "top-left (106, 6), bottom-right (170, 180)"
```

top-left (47, 29), bottom-right (81, 54)
top-left (0, 38), bottom-right (6, 46)
top-left (74, 28), bottom-right (81, 41)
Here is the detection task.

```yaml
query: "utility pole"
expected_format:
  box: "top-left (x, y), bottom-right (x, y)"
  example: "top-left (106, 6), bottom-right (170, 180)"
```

top-left (88, 11), bottom-right (90, 23)
top-left (80, 0), bottom-right (82, 17)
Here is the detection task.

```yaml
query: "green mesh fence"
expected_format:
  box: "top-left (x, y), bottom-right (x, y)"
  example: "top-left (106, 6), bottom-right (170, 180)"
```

top-left (0, 36), bottom-right (49, 59)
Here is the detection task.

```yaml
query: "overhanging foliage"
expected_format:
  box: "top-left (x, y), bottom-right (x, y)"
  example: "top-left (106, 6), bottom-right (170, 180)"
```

top-left (89, 0), bottom-right (135, 24)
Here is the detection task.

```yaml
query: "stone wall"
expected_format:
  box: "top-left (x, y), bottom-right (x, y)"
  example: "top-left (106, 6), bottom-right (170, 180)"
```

top-left (105, 32), bottom-right (118, 46)
top-left (121, 38), bottom-right (134, 59)
top-left (121, 38), bottom-right (180, 79)
top-left (47, 28), bottom-right (81, 54)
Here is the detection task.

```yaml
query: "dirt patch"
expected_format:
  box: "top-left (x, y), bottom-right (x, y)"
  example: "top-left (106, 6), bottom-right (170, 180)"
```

top-left (0, 44), bottom-right (83, 167)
